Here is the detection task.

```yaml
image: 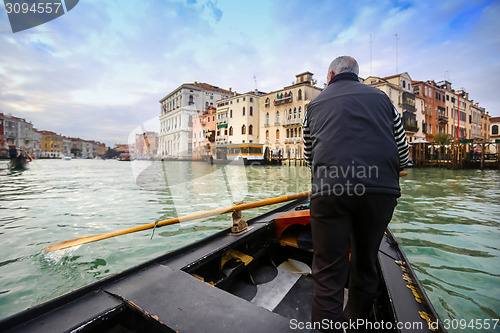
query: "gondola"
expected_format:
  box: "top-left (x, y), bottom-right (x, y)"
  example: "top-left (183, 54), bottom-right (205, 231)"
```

top-left (0, 197), bottom-right (447, 333)
top-left (9, 155), bottom-right (29, 170)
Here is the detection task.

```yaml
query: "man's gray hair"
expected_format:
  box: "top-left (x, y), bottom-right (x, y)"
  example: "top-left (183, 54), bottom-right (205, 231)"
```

top-left (328, 56), bottom-right (359, 76)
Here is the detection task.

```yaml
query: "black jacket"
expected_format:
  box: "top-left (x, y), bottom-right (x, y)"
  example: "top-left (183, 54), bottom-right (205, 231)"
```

top-left (303, 73), bottom-right (409, 199)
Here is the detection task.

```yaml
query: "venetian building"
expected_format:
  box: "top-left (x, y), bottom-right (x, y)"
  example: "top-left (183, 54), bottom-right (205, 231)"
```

top-left (216, 90), bottom-right (264, 146)
top-left (259, 72), bottom-right (322, 159)
top-left (364, 73), bottom-right (423, 143)
top-left (192, 105), bottom-right (217, 159)
top-left (412, 80), bottom-right (447, 141)
top-left (159, 82), bottom-right (232, 158)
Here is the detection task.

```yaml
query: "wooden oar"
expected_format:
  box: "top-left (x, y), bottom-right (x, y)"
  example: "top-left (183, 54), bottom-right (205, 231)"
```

top-left (44, 191), bottom-right (312, 252)
top-left (44, 171), bottom-right (409, 252)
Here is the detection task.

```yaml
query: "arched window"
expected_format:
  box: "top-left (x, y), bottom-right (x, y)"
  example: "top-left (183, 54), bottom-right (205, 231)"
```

top-left (289, 108), bottom-right (292, 120)
top-left (205, 102), bottom-right (209, 108)
top-left (250, 106), bottom-right (253, 116)
top-left (249, 125), bottom-right (253, 135)
top-left (493, 125), bottom-right (499, 135)
top-left (189, 95), bottom-right (194, 105)
top-left (286, 128), bottom-right (290, 138)
top-left (242, 125), bottom-right (246, 135)
top-left (243, 107), bottom-right (245, 116)
top-left (276, 111), bottom-right (280, 124)
top-left (276, 129), bottom-right (280, 139)
top-left (298, 89), bottom-right (302, 100)
top-left (265, 97), bottom-right (270, 107)
top-left (298, 107), bottom-right (302, 119)
top-left (289, 91), bottom-right (293, 100)
top-left (229, 126), bottom-right (233, 136)
top-left (266, 130), bottom-right (269, 141)
top-left (293, 108), bottom-right (297, 119)
top-left (266, 112), bottom-right (270, 125)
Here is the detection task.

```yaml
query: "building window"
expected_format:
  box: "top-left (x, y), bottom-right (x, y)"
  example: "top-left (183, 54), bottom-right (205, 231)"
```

top-left (276, 129), bottom-right (280, 139)
top-left (243, 107), bottom-right (245, 116)
top-left (266, 130), bottom-right (269, 141)
top-left (298, 107), bottom-right (302, 119)
top-left (265, 98), bottom-right (270, 107)
top-left (242, 125), bottom-right (246, 135)
top-left (250, 106), bottom-right (253, 116)
top-left (229, 126), bottom-right (233, 136)
top-left (276, 111), bottom-right (280, 124)
top-left (249, 125), bottom-right (253, 135)
top-left (230, 110), bottom-right (232, 118)
top-left (298, 89), bottom-right (302, 100)
top-left (493, 125), bottom-right (499, 135)
top-left (189, 95), bottom-right (194, 105)
top-left (266, 113), bottom-right (269, 126)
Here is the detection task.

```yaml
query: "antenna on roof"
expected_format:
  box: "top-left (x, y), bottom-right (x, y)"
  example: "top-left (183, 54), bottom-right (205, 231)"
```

top-left (394, 33), bottom-right (399, 73)
top-left (253, 75), bottom-right (257, 90)
top-left (370, 34), bottom-right (373, 76)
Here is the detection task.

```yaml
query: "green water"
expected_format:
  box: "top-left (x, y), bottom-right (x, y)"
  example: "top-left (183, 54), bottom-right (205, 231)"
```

top-left (0, 160), bottom-right (498, 332)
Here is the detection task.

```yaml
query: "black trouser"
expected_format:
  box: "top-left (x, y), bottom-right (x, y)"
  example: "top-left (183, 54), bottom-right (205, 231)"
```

top-left (310, 194), bottom-right (397, 332)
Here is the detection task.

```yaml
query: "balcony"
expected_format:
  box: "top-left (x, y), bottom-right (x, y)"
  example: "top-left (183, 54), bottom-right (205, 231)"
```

top-left (215, 135), bottom-right (227, 141)
top-left (274, 96), bottom-right (293, 106)
top-left (216, 115), bottom-right (228, 125)
top-left (285, 137), bottom-right (301, 144)
top-left (274, 120), bottom-right (281, 126)
top-left (283, 117), bottom-right (303, 127)
top-left (403, 124), bottom-right (419, 133)
top-left (438, 115), bottom-right (448, 124)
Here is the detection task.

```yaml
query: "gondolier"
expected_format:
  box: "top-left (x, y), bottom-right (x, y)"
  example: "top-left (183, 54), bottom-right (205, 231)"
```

top-left (303, 56), bottom-right (409, 331)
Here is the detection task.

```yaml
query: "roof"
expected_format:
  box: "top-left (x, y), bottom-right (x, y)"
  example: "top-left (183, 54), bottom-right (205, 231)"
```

top-left (160, 82), bottom-right (233, 102)
top-left (490, 117), bottom-right (500, 123)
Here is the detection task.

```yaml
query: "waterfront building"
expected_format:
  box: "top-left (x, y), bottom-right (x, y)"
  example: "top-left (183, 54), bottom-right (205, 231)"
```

top-left (412, 80), bottom-right (447, 141)
top-left (364, 73), bottom-right (424, 142)
top-left (71, 139), bottom-right (82, 158)
top-left (80, 140), bottom-right (94, 159)
top-left (216, 90), bottom-right (264, 146)
top-left (0, 113), bottom-right (39, 155)
top-left (62, 137), bottom-right (72, 157)
top-left (259, 72), bottom-right (322, 159)
top-left (482, 112), bottom-right (491, 141)
top-left (436, 81), bottom-right (470, 140)
top-left (95, 142), bottom-right (107, 157)
top-left (159, 82), bottom-right (233, 158)
top-left (192, 106), bottom-right (217, 159)
top-left (39, 130), bottom-right (63, 158)
top-left (470, 103), bottom-right (485, 141)
top-left (135, 131), bottom-right (158, 158)
top-left (490, 117), bottom-right (500, 141)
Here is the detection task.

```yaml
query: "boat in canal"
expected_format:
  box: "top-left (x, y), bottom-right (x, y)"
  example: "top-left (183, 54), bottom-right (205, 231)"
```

top-left (0, 196), bottom-right (446, 333)
top-left (9, 154), bottom-right (30, 170)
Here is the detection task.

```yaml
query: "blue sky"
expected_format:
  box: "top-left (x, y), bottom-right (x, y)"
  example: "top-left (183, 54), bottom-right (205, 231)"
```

top-left (1, 0), bottom-right (498, 146)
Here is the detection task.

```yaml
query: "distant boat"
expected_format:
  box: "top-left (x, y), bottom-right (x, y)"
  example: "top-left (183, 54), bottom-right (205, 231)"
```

top-left (9, 155), bottom-right (29, 170)
top-left (63, 156), bottom-right (72, 160)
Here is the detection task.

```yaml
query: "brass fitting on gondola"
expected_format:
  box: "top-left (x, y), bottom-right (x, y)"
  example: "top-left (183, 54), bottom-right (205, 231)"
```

top-left (231, 201), bottom-right (248, 234)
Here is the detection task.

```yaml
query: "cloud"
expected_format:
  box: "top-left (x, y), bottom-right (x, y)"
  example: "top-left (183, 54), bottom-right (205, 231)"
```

top-left (1, 0), bottom-right (498, 148)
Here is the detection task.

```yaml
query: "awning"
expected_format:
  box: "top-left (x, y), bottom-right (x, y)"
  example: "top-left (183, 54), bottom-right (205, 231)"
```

top-left (217, 124), bottom-right (228, 128)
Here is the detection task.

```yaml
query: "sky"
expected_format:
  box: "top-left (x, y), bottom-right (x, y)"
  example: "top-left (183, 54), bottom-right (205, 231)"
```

top-left (1, 0), bottom-right (499, 147)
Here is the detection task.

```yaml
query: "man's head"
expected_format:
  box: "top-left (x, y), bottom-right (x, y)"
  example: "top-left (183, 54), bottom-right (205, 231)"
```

top-left (327, 56), bottom-right (359, 84)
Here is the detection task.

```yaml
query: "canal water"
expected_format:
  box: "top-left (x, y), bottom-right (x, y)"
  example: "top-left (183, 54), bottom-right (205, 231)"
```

top-left (0, 159), bottom-right (498, 332)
